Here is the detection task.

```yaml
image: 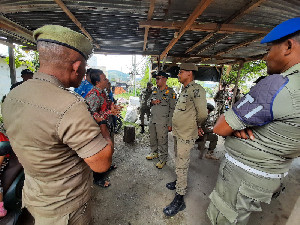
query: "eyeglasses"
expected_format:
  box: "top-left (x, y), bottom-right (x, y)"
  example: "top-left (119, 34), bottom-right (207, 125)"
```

top-left (155, 77), bottom-right (163, 80)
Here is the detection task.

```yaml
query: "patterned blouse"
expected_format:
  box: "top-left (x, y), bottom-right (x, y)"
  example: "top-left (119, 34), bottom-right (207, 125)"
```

top-left (85, 87), bottom-right (112, 121)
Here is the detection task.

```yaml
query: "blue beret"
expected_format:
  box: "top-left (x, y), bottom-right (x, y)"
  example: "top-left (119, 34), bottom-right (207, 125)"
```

top-left (261, 17), bottom-right (300, 44)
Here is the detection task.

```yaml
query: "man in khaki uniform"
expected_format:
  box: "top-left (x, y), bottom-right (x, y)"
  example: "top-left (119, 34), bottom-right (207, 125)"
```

top-left (208, 18), bottom-right (300, 224)
top-left (163, 63), bottom-right (207, 216)
top-left (2, 25), bottom-right (114, 224)
top-left (139, 82), bottom-right (153, 133)
top-left (146, 71), bottom-right (176, 169)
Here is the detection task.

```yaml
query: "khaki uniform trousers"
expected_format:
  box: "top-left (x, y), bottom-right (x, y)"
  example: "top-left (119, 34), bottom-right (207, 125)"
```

top-left (149, 123), bottom-right (168, 162)
top-left (140, 107), bottom-right (150, 126)
top-left (207, 159), bottom-right (282, 225)
top-left (197, 133), bottom-right (218, 152)
top-left (29, 201), bottom-right (91, 225)
top-left (173, 136), bottom-right (195, 195)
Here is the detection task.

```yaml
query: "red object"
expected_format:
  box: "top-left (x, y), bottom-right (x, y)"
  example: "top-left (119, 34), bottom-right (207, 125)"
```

top-left (0, 132), bottom-right (9, 142)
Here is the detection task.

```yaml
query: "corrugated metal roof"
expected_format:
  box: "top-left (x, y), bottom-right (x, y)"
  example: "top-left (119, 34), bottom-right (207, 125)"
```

top-left (0, 0), bottom-right (299, 65)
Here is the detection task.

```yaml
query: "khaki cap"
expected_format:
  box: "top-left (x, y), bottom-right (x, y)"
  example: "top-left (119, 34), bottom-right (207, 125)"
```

top-left (33, 25), bottom-right (93, 60)
top-left (179, 63), bottom-right (198, 71)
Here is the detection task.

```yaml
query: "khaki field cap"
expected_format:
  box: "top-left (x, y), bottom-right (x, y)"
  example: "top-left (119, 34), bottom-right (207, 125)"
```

top-left (33, 25), bottom-right (93, 60)
top-left (179, 63), bottom-right (198, 71)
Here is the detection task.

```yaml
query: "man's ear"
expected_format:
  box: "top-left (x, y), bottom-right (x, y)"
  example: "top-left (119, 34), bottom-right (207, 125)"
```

top-left (284, 39), bottom-right (293, 56)
top-left (72, 60), bottom-right (82, 74)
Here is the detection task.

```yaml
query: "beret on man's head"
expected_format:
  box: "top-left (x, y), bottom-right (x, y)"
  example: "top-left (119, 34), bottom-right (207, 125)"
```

top-left (33, 25), bottom-right (93, 60)
top-left (157, 71), bottom-right (169, 78)
top-left (179, 63), bottom-right (198, 71)
top-left (261, 17), bottom-right (300, 44)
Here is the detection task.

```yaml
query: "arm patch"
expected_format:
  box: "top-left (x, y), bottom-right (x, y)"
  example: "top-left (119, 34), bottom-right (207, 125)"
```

top-left (232, 74), bottom-right (288, 126)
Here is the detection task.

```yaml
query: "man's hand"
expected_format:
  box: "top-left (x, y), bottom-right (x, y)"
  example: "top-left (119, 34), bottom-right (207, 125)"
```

top-left (233, 128), bottom-right (255, 140)
top-left (168, 126), bottom-right (172, 132)
top-left (94, 114), bottom-right (104, 123)
top-left (198, 127), bottom-right (205, 136)
top-left (111, 103), bottom-right (122, 116)
top-left (151, 99), bottom-right (161, 105)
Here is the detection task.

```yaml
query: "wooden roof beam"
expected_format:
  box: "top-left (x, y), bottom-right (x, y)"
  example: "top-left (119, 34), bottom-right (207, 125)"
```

top-left (159, 0), bottom-right (214, 60)
top-left (224, 0), bottom-right (267, 24)
top-left (187, 0), bottom-right (267, 56)
top-left (140, 21), bottom-right (270, 34)
top-left (215, 35), bottom-right (265, 56)
top-left (0, 15), bottom-right (34, 42)
top-left (54, 0), bottom-right (99, 48)
top-left (185, 33), bottom-right (215, 54)
top-left (143, 0), bottom-right (156, 51)
top-left (197, 34), bottom-right (231, 55)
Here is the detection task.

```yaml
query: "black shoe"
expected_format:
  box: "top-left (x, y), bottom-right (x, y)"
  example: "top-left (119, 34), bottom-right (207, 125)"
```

top-left (166, 180), bottom-right (176, 190)
top-left (163, 193), bottom-right (186, 217)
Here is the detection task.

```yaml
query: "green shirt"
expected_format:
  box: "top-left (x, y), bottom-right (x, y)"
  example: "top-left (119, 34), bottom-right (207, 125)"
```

top-left (224, 63), bottom-right (300, 174)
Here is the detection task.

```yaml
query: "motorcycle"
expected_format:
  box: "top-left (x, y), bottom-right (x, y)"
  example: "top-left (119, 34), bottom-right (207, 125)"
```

top-left (0, 141), bottom-right (28, 225)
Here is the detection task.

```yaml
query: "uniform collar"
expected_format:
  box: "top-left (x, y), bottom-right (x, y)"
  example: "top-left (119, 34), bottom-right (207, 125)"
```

top-left (184, 80), bottom-right (195, 89)
top-left (281, 63), bottom-right (300, 76)
top-left (33, 72), bottom-right (66, 89)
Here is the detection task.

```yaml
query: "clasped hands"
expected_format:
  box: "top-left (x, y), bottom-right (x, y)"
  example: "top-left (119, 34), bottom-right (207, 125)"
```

top-left (110, 103), bottom-right (123, 116)
top-left (233, 128), bottom-right (255, 140)
top-left (151, 99), bottom-right (161, 105)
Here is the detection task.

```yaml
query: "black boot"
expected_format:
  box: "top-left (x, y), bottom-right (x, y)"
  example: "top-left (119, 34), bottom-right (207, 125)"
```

top-left (166, 180), bottom-right (176, 190)
top-left (163, 193), bottom-right (186, 217)
top-left (141, 125), bottom-right (145, 134)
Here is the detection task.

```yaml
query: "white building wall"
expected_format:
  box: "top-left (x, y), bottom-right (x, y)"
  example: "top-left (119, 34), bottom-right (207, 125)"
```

top-left (0, 57), bottom-right (27, 101)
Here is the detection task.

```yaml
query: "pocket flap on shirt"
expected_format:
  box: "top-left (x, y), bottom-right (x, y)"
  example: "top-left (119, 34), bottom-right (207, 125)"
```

top-left (209, 189), bottom-right (238, 223)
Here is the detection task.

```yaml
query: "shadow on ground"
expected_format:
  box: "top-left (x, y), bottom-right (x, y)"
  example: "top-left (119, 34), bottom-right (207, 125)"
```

top-left (91, 127), bottom-right (300, 225)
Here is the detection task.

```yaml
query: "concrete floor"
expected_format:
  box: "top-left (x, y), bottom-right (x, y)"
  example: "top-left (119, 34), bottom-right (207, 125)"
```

top-left (91, 129), bottom-right (300, 225)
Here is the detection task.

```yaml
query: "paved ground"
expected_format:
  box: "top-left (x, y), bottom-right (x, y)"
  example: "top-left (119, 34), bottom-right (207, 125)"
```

top-left (91, 127), bottom-right (300, 225)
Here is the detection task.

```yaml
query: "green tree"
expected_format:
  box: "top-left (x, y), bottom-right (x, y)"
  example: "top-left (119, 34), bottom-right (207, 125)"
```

top-left (5, 45), bottom-right (39, 72)
top-left (222, 60), bottom-right (266, 93)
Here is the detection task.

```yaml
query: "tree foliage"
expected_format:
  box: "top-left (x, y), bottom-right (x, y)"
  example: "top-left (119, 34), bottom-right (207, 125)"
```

top-left (5, 45), bottom-right (39, 72)
top-left (222, 60), bottom-right (267, 93)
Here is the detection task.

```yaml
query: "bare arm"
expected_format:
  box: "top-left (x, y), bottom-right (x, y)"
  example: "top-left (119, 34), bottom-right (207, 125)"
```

top-left (84, 142), bottom-right (113, 173)
top-left (213, 114), bottom-right (234, 136)
top-left (214, 114), bottom-right (255, 140)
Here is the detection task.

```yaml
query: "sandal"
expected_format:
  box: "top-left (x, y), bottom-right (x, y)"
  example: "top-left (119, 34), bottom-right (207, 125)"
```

top-left (94, 178), bottom-right (111, 188)
top-left (107, 164), bottom-right (117, 172)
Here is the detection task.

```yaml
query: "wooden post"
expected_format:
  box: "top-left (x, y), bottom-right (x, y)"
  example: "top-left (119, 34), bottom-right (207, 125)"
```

top-left (232, 61), bottom-right (244, 105)
top-left (8, 39), bottom-right (16, 85)
top-left (123, 125), bottom-right (135, 143)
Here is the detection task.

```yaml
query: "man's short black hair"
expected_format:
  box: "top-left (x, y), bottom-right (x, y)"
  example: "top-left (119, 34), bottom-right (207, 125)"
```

top-left (90, 69), bottom-right (104, 86)
top-left (21, 69), bottom-right (33, 76)
top-left (207, 103), bottom-right (215, 112)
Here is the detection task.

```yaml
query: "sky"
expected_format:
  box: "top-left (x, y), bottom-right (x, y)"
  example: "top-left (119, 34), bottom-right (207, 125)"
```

top-left (0, 43), bottom-right (146, 75)
top-left (95, 54), bottom-right (146, 74)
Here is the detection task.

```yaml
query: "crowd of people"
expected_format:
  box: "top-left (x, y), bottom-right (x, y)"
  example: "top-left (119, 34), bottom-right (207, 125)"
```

top-left (0, 17), bottom-right (299, 225)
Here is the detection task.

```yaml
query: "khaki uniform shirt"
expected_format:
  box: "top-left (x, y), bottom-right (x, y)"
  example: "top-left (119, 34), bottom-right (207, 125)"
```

top-left (2, 72), bottom-right (108, 216)
top-left (173, 81), bottom-right (207, 141)
top-left (224, 63), bottom-right (300, 174)
top-left (148, 86), bottom-right (176, 126)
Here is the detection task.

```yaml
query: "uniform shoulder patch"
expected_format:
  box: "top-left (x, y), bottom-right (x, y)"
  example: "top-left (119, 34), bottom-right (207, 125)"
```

top-left (193, 89), bottom-right (201, 98)
top-left (232, 74), bottom-right (289, 126)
